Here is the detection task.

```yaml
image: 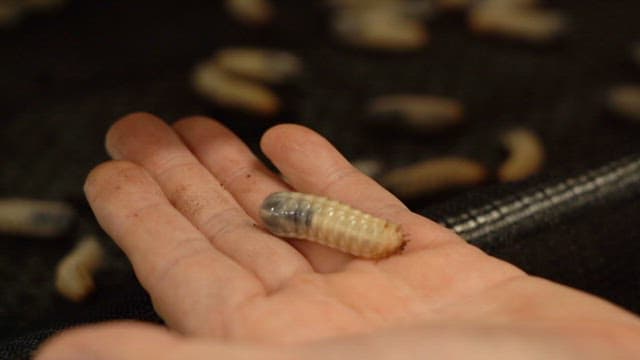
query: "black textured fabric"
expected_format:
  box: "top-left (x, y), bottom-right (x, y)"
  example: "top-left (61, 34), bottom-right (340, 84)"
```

top-left (435, 155), bottom-right (640, 243)
top-left (1, 0), bottom-right (640, 358)
top-left (423, 156), bottom-right (640, 315)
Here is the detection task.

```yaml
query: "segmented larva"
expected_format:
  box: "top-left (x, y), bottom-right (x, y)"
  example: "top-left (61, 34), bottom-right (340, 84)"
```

top-left (607, 85), bottom-right (640, 122)
top-left (0, 198), bottom-right (76, 237)
top-left (332, 6), bottom-right (429, 51)
top-left (498, 128), bottom-right (545, 182)
top-left (469, 0), bottom-right (566, 43)
top-left (55, 235), bottom-right (104, 302)
top-left (380, 157), bottom-right (488, 198)
top-left (192, 60), bottom-right (280, 116)
top-left (213, 48), bottom-right (303, 84)
top-left (225, 0), bottom-right (273, 26)
top-left (367, 94), bottom-right (463, 132)
top-left (260, 192), bottom-right (406, 260)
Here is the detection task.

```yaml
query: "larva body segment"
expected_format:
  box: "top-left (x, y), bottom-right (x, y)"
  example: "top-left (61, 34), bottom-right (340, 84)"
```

top-left (607, 85), bottom-right (640, 122)
top-left (469, 0), bottom-right (566, 43)
top-left (332, 6), bottom-right (429, 51)
top-left (225, 0), bottom-right (273, 26)
top-left (380, 157), bottom-right (488, 198)
top-left (0, 198), bottom-right (76, 237)
top-left (367, 95), bottom-right (463, 132)
top-left (213, 48), bottom-right (303, 84)
top-left (191, 61), bottom-right (280, 116)
top-left (498, 128), bottom-right (545, 182)
top-left (55, 235), bottom-right (104, 302)
top-left (260, 192), bottom-right (405, 260)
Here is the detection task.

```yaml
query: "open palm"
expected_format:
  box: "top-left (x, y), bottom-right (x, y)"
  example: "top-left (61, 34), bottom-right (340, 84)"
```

top-left (37, 113), bottom-right (640, 359)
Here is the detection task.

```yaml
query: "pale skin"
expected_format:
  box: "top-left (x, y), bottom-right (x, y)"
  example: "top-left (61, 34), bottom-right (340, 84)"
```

top-left (36, 113), bottom-right (640, 359)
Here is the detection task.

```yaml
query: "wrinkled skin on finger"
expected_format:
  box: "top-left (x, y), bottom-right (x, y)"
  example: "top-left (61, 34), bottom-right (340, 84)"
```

top-left (36, 113), bottom-right (640, 359)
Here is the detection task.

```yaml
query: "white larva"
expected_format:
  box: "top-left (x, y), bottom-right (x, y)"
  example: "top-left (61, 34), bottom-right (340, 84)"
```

top-left (607, 85), bottom-right (640, 122)
top-left (380, 157), bottom-right (488, 198)
top-left (367, 94), bottom-right (464, 132)
top-left (260, 192), bottom-right (406, 260)
top-left (0, 198), bottom-right (75, 237)
top-left (332, 6), bottom-right (429, 51)
top-left (225, 0), bottom-right (273, 26)
top-left (213, 48), bottom-right (303, 84)
top-left (498, 128), bottom-right (545, 182)
top-left (469, 1), bottom-right (566, 43)
top-left (55, 235), bottom-right (104, 302)
top-left (192, 60), bottom-right (280, 116)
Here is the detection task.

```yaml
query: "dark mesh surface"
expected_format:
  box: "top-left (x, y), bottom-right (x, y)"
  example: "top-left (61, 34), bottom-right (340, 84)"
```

top-left (1, 0), bottom-right (640, 358)
top-left (423, 156), bottom-right (640, 315)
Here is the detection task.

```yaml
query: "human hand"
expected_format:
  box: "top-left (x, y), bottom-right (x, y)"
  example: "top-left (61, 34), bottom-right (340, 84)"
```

top-left (36, 113), bottom-right (640, 359)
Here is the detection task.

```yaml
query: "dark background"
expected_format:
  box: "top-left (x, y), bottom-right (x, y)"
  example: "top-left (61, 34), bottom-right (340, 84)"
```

top-left (1, 0), bottom-right (639, 357)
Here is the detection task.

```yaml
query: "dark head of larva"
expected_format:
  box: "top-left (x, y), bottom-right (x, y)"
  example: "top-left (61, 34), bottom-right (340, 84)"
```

top-left (260, 192), bottom-right (314, 236)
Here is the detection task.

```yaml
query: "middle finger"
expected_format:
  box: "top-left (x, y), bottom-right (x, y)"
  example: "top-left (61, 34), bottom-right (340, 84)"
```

top-left (172, 116), bottom-right (353, 272)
